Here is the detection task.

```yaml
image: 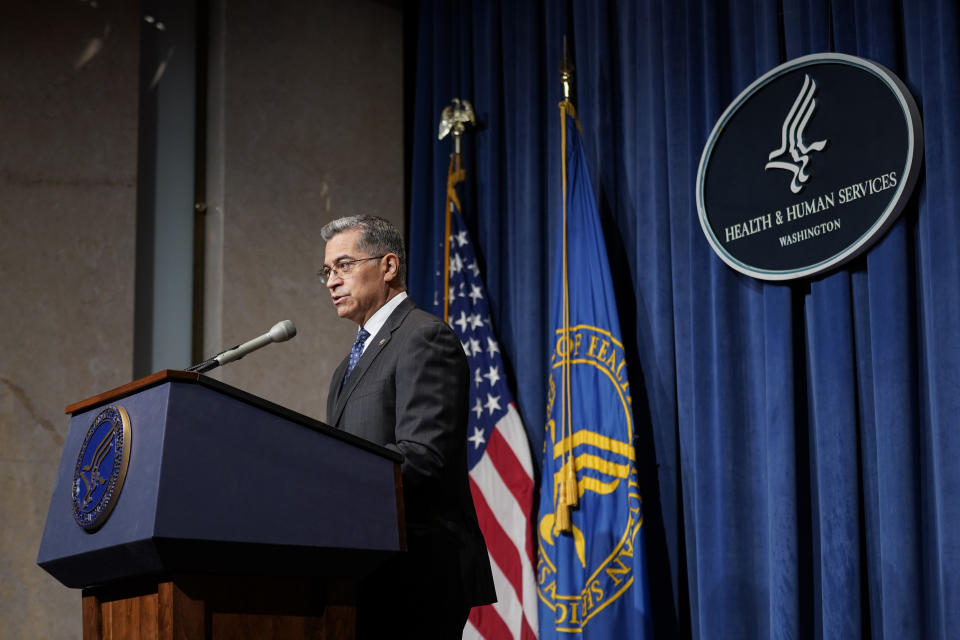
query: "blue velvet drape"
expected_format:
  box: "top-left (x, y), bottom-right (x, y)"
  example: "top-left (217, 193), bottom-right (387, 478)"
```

top-left (406, 1), bottom-right (960, 638)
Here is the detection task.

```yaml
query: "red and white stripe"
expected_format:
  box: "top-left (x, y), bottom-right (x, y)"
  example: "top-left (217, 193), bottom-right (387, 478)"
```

top-left (465, 403), bottom-right (538, 640)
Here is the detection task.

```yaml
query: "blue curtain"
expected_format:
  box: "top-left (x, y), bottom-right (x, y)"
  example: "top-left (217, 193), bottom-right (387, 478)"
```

top-left (407, 1), bottom-right (960, 638)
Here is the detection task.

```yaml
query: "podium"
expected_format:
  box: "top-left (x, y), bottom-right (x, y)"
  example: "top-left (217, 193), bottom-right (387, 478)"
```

top-left (36, 370), bottom-right (405, 639)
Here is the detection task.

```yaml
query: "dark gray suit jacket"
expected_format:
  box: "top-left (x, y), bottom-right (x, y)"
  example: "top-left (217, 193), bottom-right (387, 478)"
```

top-left (327, 296), bottom-right (496, 608)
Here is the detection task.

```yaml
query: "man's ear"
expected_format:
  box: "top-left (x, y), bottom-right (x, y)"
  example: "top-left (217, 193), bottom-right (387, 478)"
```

top-left (383, 253), bottom-right (400, 282)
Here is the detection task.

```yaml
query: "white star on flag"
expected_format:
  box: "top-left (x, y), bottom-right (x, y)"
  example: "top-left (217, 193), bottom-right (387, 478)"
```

top-left (484, 393), bottom-right (501, 415)
top-left (483, 366), bottom-right (501, 387)
top-left (469, 337), bottom-right (482, 357)
top-left (469, 284), bottom-right (484, 304)
top-left (454, 311), bottom-right (469, 333)
top-left (468, 426), bottom-right (486, 449)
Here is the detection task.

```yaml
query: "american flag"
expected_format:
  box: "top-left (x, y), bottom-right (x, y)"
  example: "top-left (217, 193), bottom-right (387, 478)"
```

top-left (435, 169), bottom-right (538, 640)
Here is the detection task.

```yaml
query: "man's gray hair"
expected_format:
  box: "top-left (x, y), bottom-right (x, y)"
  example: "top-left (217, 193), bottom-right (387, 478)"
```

top-left (321, 215), bottom-right (406, 287)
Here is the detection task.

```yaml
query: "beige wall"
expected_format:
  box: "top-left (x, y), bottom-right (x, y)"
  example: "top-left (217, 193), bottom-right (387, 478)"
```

top-left (0, 1), bottom-right (403, 637)
top-left (205, 0), bottom-right (404, 419)
top-left (0, 2), bottom-right (140, 637)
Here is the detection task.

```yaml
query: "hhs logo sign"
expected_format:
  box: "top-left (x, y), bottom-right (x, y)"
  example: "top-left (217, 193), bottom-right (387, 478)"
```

top-left (697, 53), bottom-right (923, 281)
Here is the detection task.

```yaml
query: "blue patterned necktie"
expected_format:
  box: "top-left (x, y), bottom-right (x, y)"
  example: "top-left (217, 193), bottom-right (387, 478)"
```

top-left (344, 328), bottom-right (370, 383)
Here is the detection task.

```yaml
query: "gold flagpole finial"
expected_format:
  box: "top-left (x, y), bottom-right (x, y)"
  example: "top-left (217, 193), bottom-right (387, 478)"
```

top-left (438, 98), bottom-right (474, 323)
top-left (438, 98), bottom-right (476, 157)
top-left (560, 35), bottom-right (574, 102)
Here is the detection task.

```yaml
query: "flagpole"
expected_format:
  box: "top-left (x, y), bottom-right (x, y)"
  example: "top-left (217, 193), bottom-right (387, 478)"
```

top-left (557, 36), bottom-right (582, 533)
top-left (438, 98), bottom-right (475, 322)
top-left (541, 38), bottom-right (655, 636)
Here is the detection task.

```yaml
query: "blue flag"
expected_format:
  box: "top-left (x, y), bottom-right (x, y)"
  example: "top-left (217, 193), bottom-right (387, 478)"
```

top-left (536, 107), bottom-right (653, 638)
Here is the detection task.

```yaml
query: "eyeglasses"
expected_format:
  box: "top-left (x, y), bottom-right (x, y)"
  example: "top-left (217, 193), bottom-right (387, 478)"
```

top-left (317, 255), bottom-right (385, 284)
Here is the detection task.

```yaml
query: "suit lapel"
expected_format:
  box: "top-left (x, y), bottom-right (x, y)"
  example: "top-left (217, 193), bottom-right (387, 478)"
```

top-left (329, 296), bottom-right (415, 427)
top-left (328, 356), bottom-right (350, 419)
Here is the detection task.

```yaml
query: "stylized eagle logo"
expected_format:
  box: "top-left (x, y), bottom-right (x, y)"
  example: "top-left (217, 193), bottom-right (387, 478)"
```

top-left (78, 428), bottom-right (114, 510)
top-left (765, 74), bottom-right (828, 193)
top-left (539, 427), bottom-right (634, 568)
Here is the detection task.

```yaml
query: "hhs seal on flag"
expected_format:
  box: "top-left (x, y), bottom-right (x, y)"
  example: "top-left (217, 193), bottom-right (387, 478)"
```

top-left (538, 325), bottom-right (642, 632)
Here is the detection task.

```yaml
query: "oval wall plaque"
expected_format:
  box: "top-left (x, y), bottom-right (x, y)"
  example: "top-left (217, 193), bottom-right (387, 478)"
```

top-left (696, 53), bottom-right (923, 280)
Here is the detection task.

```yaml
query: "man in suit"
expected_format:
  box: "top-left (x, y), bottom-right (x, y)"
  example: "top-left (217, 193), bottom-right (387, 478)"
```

top-left (320, 215), bottom-right (496, 638)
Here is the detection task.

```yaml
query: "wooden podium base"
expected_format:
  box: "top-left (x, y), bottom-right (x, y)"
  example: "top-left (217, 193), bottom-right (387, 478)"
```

top-left (81, 575), bottom-right (356, 639)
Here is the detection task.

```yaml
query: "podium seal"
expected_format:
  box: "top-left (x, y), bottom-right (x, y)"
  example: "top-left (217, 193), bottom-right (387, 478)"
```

top-left (71, 405), bottom-right (132, 531)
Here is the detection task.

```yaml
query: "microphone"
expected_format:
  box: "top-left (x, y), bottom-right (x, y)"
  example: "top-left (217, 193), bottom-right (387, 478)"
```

top-left (186, 320), bottom-right (297, 373)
